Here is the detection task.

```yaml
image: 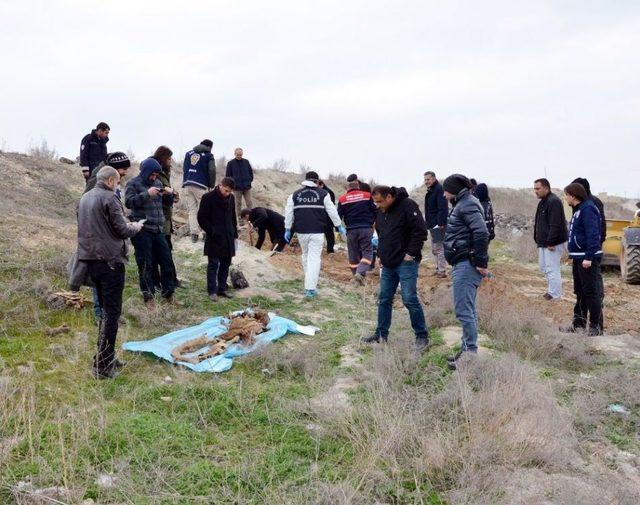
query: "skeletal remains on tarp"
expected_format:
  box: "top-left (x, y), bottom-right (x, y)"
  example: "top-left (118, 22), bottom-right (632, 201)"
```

top-left (170, 309), bottom-right (270, 364)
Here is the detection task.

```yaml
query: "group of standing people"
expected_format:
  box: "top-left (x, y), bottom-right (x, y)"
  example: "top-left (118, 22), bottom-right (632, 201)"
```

top-left (534, 177), bottom-right (605, 336)
top-left (74, 120), bottom-right (607, 379)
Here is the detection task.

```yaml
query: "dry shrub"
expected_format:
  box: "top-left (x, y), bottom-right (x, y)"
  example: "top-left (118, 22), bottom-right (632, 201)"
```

top-left (317, 347), bottom-right (577, 503)
top-left (477, 286), bottom-right (597, 370)
top-left (243, 338), bottom-right (326, 381)
top-left (423, 283), bottom-right (456, 328)
top-left (568, 367), bottom-right (640, 442)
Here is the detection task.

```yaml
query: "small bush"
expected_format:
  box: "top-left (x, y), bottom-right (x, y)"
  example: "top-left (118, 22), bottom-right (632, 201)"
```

top-left (27, 139), bottom-right (57, 161)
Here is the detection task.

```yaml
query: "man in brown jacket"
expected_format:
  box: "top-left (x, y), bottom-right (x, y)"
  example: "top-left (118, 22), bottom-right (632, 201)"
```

top-left (77, 166), bottom-right (144, 379)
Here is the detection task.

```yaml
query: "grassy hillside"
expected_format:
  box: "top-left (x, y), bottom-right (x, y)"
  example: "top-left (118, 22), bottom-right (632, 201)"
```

top-left (1, 153), bottom-right (639, 504)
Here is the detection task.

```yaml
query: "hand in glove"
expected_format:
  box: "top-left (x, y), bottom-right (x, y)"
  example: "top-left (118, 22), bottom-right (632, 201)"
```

top-left (371, 235), bottom-right (379, 247)
top-left (129, 221), bottom-right (145, 233)
top-left (284, 229), bottom-right (292, 243)
top-left (338, 225), bottom-right (347, 236)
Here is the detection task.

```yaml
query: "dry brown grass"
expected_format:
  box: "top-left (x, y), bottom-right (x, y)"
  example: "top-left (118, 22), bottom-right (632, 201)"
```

top-left (477, 286), bottom-right (598, 371)
top-left (308, 343), bottom-right (581, 503)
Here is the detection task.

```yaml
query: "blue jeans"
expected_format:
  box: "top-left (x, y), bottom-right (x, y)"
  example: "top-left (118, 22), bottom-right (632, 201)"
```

top-left (375, 260), bottom-right (428, 339)
top-left (451, 260), bottom-right (483, 352)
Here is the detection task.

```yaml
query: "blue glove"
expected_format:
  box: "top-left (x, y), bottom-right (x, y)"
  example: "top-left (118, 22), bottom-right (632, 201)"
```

top-left (371, 235), bottom-right (379, 247)
top-left (284, 229), bottom-right (291, 243)
top-left (338, 225), bottom-right (347, 236)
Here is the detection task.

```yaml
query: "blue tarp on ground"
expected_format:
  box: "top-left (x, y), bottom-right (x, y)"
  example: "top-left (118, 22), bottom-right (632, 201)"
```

top-left (122, 312), bottom-right (318, 373)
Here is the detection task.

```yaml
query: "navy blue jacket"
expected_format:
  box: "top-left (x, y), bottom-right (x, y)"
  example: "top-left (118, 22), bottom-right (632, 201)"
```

top-left (337, 189), bottom-right (377, 230)
top-left (79, 130), bottom-right (108, 172)
top-left (225, 158), bottom-right (253, 190)
top-left (182, 144), bottom-right (216, 190)
top-left (424, 181), bottom-right (448, 228)
top-left (568, 199), bottom-right (603, 261)
top-left (443, 188), bottom-right (489, 268)
top-left (124, 158), bottom-right (165, 233)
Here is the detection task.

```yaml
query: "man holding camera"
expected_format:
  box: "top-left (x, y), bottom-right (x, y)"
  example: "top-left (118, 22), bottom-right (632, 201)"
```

top-left (125, 157), bottom-right (176, 306)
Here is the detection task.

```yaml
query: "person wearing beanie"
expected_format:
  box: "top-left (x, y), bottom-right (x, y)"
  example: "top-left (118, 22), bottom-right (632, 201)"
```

top-left (125, 157), bottom-right (176, 306)
top-left (561, 182), bottom-right (604, 336)
top-left (441, 174), bottom-right (489, 370)
top-left (80, 122), bottom-right (110, 184)
top-left (571, 177), bottom-right (606, 244)
top-left (284, 171), bottom-right (346, 298)
top-left (83, 150), bottom-right (132, 321)
top-left (84, 151), bottom-right (131, 195)
top-left (225, 147), bottom-right (254, 220)
top-left (361, 185), bottom-right (429, 351)
top-left (337, 179), bottom-right (377, 286)
top-left (423, 171), bottom-right (449, 278)
top-left (182, 139), bottom-right (216, 242)
top-left (347, 173), bottom-right (359, 183)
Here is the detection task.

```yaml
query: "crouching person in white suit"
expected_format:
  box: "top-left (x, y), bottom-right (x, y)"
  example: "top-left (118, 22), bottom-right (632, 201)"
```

top-left (284, 171), bottom-right (345, 299)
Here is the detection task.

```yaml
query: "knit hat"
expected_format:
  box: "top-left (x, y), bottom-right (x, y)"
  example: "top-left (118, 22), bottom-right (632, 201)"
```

top-left (305, 171), bottom-right (320, 182)
top-left (347, 173), bottom-right (358, 182)
top-left (442, 174), bottom-right (472, 195)
top-left (106, 151), bottom-right (131, 170)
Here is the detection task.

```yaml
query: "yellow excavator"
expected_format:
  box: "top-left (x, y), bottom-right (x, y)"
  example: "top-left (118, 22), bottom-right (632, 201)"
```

top-left (602, 202), bottom-right (640, 284)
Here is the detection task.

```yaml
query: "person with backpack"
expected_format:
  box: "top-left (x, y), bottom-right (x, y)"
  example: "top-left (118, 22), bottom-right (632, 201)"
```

top-left (182, 139), bottom-right (216, 242)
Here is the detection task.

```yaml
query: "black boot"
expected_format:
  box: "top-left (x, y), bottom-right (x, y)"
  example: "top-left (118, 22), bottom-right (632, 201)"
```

top-left (361, 334), bottom-right (388, 344)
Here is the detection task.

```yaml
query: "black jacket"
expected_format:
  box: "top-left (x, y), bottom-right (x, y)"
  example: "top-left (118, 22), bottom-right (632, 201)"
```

top-left (443, 188), bottom-right (489, 268)
top-left (197, 187), bottom-right (238, 258)
top-left (424, 181), bottom-right (448, 228)
top-left (481, 201), bottom-right (495, 242)
top-left (249, 207), bottom-right (285, 250)
top-left (79, 130), bottom-right (108, 172)
top-left (534, 192), bottom-right (568, 247)
top-left (225, 158), bottom-right (253, 190)
top-left (375, 187), bottom-right (428, 268)
top-left (591, 195), bottom-right (606, 244)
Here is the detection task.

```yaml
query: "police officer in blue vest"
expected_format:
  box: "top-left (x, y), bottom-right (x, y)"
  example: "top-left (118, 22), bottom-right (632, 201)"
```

top-left (182, 139), bottom-right (216, 242)
top-left (284, 171), bottom-right (345, 298)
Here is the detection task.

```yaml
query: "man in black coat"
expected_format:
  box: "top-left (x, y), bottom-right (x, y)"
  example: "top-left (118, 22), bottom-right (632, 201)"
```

top-left (240, 206), bottom-right (286, 252)
top-left (80, 122), bottom-right (110, 183)
top-left (423, 171), bottom-right (449, 277)
top-left (225, 148), bottom-right (254, 219)
top-left (572, 178), bottom-right (606, 244)
top-left (442, 174), bottom-right (489, 370)
top-left (362, 186), bottom-right (429, 351)
top-left (534, 178), bottom-right (568, 300)
top-left (318, 180), bottom-right (337, 253)
top-left (197, 177), bottom-right (239, 302)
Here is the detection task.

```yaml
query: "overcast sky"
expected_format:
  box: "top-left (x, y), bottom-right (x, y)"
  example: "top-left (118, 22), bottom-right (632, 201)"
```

top-left (1, 0), bottom-right (638, 196)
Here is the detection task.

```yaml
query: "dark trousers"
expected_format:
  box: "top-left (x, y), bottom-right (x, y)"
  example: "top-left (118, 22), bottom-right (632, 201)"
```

top-left (256, 225), bottom-right (286, 252)
top-left (324, 220), bottom-right (335, 253)
top-left (207, 256), bottom-right (232, 295)
top-left (572, 258), bottom-right (604, 330)
top-left (88, 261), bottom-right (125, 372)
top-left (153, 234), bottom-right (178, 288)
top-left (131, 229), bottom-right (175, 300)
